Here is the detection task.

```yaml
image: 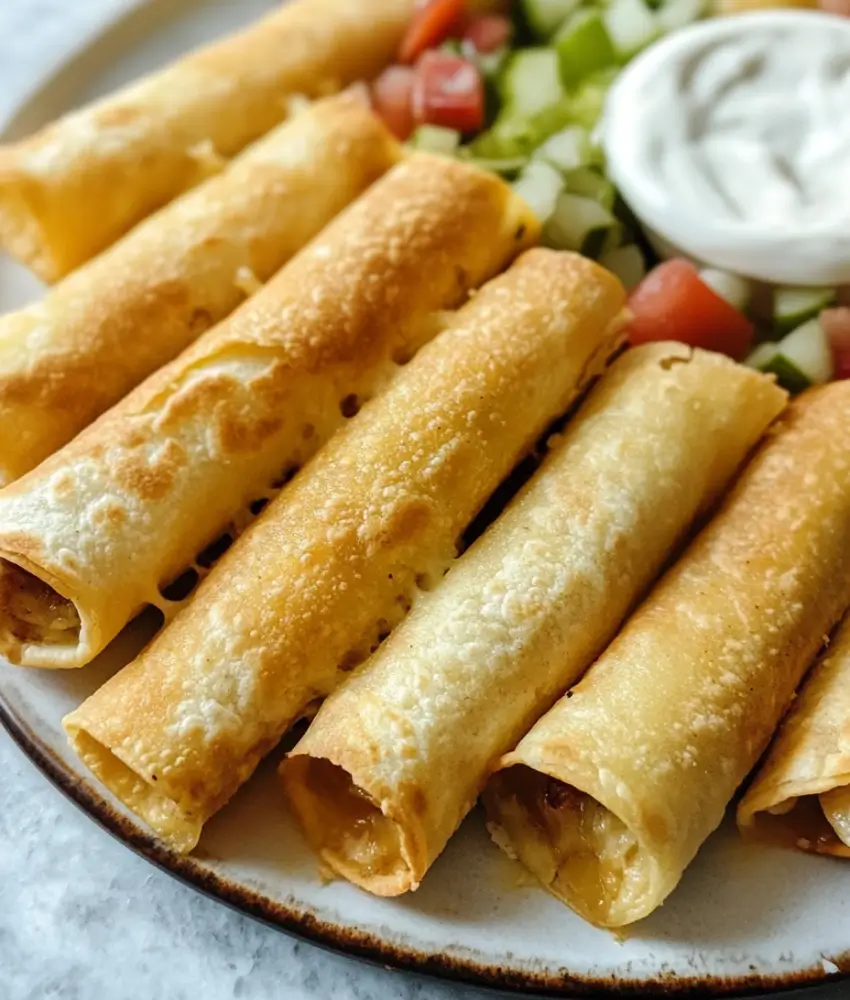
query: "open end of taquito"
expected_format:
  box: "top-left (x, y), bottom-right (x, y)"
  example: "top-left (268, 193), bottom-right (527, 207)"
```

top-left (0, 558), bottom-right (84, 667)
top-left (67, 728), bottom-right (201, 852)
top-left (282, 757), bottom-right (417, 895)
top-left (737, 612), bottom-right (850, 858)
top-left (484, 765), bottom-right (664, 929)
top-left (739, 780), bottom-right (850, 859)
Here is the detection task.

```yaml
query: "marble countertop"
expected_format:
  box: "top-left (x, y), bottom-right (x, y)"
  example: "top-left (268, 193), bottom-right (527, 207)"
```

top-left (0, 4), bottom-right (845, 1000)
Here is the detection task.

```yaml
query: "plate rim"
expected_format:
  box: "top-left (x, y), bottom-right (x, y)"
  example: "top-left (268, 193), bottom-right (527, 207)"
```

top-left (0, 1), bottom-right (849, 996)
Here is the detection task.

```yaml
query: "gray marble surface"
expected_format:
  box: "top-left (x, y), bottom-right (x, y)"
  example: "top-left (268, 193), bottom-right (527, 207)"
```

top-left (0, 3), bottom-right (846, 1000)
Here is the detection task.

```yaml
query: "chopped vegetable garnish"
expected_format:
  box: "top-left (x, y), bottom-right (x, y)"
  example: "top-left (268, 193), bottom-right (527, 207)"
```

top-left (603, 0), bottom-right (659, 61)
top-left (412, 50), bottom-right (485, 132)
top-left (747, 318), bottom-right (834, 392)
top-left (627, 259), bottom-right (754, 359)
top-left (385, 0), bottom-right (849, 382)
top-left (409, 123), bottom-right (463, 154)
top-left (522, 0), bottom-right (582, 39)
top-left (600, 244), bottom-right (646, 291)
top-left (372, 65), bottom-right (417, 139)
top-left (774, 286), bottom-right (836, 335)
top-left (512, 160), bottom-right (564, 222)
top-left (400, 0), bottom-right (466, 64)
top-left (463, 14), bottom-right (513, 51)
top-left (555, 9), bottom-right (617, 88)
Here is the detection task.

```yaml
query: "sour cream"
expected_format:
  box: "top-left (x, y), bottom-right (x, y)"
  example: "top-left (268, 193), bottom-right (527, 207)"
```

top-left (601, 11), bottom-right (850, 286)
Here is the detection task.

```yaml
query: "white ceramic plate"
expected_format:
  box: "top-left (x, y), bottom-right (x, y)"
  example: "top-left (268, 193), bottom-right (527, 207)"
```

top-left (1, 3), bottom-right (849, 995)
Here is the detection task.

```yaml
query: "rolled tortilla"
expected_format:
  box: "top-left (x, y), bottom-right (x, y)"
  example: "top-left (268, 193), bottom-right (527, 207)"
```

top-left (0, 152), bottom-right (535, 670)
top-left (0, 0), bottom-right (413, 281)
top-left (279, 344), bottom-right (786, 896)
top-left (484, 381), bottom-right (850, 928)
top-left (63, 249), bottom-right (627, 853)
top-left (738, 613), bottom-right (850, 857)
top-left (0, 94), bottom-right (400, 487)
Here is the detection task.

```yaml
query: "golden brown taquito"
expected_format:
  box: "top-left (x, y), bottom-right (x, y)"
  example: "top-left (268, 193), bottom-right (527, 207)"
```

top-left (279, 344), bottom-right (785, 896)
top-left (0, 0), bottom-right (413, 280)
top-left (63, 249), bottom-right (627, 852)
top-left (0, 94), bottom-right (401, 486)
top-left (739, 613), bottom-right (850, 857)
top-left (484, 381), bottom-right (850, 928)
top-left (0, 153), bottom-right (535, 669)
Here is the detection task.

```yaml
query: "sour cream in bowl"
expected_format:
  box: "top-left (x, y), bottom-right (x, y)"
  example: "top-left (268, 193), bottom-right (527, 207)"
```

top-left (600, 10), bottom-right (850, 286)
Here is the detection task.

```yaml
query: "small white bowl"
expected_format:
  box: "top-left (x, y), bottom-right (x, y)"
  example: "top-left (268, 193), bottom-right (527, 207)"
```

top-left (600, 10), bottom-right (850, 286)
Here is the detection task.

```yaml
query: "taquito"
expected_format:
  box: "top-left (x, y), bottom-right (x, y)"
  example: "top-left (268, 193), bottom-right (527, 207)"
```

top-left (63, 249), bottom-right (627, 853)
top-left (738, 613), bottom-right (850, 857)
top-left (484, 381), bottom-right (850, 928)
top-left (0, 0), bottom-right (413, 280)
top-left (0, 153), bottom-right (535, 670)
top-left (0, 94), bottom-right (400, 487)
top-left (280, 344), bottom-right (786, 896)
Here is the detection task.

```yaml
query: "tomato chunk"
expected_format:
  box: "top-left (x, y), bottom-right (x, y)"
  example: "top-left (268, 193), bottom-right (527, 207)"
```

top-left (400, 0), bottom-right (466, 64)
top-left (371, 65), bottom-right (416, 140)
top-left (463, 14), bottom-right (512, 52)
top-left (627, 259), bottom-right (754, 360)
top-left (412, 50), bottom-right (485, 133)
top-left (820, 307), bottom-right (850, 379)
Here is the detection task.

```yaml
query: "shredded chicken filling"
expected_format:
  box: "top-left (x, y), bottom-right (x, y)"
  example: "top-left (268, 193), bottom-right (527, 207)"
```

top-left (497, 767), bottom-right (648, 926)
top-left (295, 758), bottom-right (403, 882)
top-left (760, 793), bottom-right (850, 856)
top-left (0, 561), bottom-right (80, 646)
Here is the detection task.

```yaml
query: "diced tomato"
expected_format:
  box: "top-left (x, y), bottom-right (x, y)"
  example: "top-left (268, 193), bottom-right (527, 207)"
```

top-left (626, 259), bottom-right (755, 360)
top-left (412, 50), bottom-right (485, 133)
top-left (371, 65), bottom-right (416, 140)
top-left (399, 0), bottom-right (466, 64)
top-left (820, 307), bottom-right (850, 379)
top-left (463, 14), bottom-right (512, 53)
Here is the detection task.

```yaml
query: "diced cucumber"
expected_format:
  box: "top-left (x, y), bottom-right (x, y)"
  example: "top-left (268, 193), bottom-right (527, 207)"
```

top-left (760, 355), bottom-right (813, 395)
top-left (775, 318), bottom-right (834, 384)
top-left (600, 244), bottom-right (646, 291)
top-left (699, 268), bottom-right (750, 313)
top-left (774, 286), bottom-right (836, 335)
top-left (512, 161), bottom-right (565, 222)
top-left (462, 154), bottom-right (528, 177)
top-left (526, 102), bottom-right (574, 142)
top-left (748, 319), bottom-right (834, 393)
top-left (555, 10), bottom-right (617, 90)
top-left (597, 222), bottom-right (625, 259)
top-left (543, 191), bottom-right (620, 258)
top-left (473, 102), bottom-right (573, 162)
top-left (656, 0), bottom-right (706, 32)
top-left (408, 125), bottom-right (461, 157)
top-left (563, 167), bottom-right (615, 209)
top-left (745, 341), bottom-right (780, 370)
top-left (565, 68), bottom-right (618, 129)
top-left (745, 342), bottom-right (809, 394)
top-left (498, 49), bottom-right (565, 120)
top-left (522, 0), bottom-right (583, 39)
top-left (533, 126), bottom-right (601, 173)
top-left (470, 120), bottom-right (529, 160)
top-left (603, 0), bottom-right (659, 62)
